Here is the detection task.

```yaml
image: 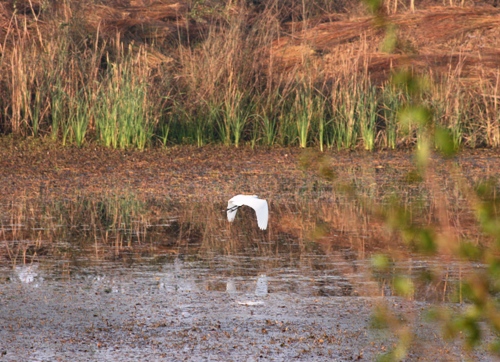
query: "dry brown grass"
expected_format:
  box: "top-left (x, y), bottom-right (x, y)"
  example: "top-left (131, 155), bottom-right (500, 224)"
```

top-left (2, 1), bottom-right (497, 76)
top-left (0, 1), bottom-right (499, 147)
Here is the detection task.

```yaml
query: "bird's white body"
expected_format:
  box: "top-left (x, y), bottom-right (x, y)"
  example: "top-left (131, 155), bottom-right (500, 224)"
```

top-left (227, 195), bottom-right (269, 230)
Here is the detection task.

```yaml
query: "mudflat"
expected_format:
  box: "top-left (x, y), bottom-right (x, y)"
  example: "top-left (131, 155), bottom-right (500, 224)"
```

top-left (1, 139), bottom-right (499, 202)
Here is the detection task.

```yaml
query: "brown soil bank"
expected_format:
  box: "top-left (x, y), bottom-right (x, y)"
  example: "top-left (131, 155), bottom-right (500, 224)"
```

top-left (1, 138), bottom-right (499, 202)
top-left (1, 1), bottom-right (497, 79)
top-left (273, 5), bottom-right (500, 82)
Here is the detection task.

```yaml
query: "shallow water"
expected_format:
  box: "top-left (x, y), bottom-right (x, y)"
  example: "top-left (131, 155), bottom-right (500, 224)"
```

top-left (0, 251), bottom-right (487, 361)
top-left (0, 196), bottom-right (496, 361)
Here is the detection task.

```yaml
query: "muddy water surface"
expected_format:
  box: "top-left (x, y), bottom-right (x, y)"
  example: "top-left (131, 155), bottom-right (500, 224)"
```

top-left (1, 146), bottom-right (500, 360)
top-left (0, 222), bottom-right (495, 361)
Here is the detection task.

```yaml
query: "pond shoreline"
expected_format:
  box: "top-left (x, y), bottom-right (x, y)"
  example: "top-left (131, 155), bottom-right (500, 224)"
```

top-left (1, 140), bottom-right (499, 202)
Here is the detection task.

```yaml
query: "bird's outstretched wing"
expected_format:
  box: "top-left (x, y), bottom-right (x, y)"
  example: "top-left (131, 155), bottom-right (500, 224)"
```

top-left (243, 197), bottom-right (269, 230)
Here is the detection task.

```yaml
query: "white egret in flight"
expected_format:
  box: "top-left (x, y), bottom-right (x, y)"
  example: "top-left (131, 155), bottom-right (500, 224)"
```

top-left (227, 195), bottom-right (269, 230)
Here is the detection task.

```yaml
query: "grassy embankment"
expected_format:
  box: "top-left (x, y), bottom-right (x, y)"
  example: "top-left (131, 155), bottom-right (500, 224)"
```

top-left (0, 0), bottom-right (499, 150)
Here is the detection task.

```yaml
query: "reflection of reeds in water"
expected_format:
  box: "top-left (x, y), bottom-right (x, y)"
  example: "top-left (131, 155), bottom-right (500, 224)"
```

top-left (0, 176), bottom-right (489, 302)
top-left (0, 173), bottom-right (486, 259)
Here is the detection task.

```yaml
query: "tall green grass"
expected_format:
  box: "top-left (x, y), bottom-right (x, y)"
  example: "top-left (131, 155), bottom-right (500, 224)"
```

top-left (94, 54), bottom-right (156, 150)
top-left (0, 0), bottom-right (498, 150)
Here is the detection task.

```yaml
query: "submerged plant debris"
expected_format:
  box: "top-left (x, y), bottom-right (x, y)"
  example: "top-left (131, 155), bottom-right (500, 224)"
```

top-left (0, 260), bottom-right (496, 361)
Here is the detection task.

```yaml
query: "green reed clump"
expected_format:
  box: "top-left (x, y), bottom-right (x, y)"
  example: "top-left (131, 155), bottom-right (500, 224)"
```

top-left (94, 53), bottom-right (156, 150)
top-left (380, 84), bottom-right (406, 149)
top-left (0, 8), bottom-right (106, 143)
top-left (0, 3), bottom-right (158, 148)
top-left (329, 78), bottom-right (372, 150)
top-left (428, 76), bottom-right (466, 151)
top-left (275, 95), bottom-right (298, 146)
top-left (285, 89), bottom-right (311, 148)
top-left (294, 91), bottom-right (312, 148)
top-left (254, 88), bottom-right (286, 146)
top-left (219, 88), bottom-right (255, 147)
top-left (291, 86), bottom-right (328, 149)
top-left (164, 99), bottom-right (221, 146)
top-left (357, 85), bottom-right (378, 151)
top-left (255, 76), bottom-right (379, 150)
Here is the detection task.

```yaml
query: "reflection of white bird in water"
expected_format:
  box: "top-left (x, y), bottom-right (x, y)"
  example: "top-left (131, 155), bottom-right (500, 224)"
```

top-left (255, 274), bottom-right (268, 296)
top-left (227, 195), bottom-right (269, 230)
top-left (226, 279), bottom-right (237, 294)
